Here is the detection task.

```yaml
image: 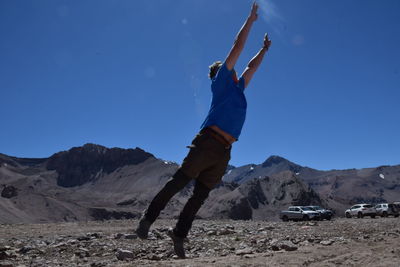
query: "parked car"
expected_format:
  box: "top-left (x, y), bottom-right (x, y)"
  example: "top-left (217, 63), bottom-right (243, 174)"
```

top-left (280, 206), bottom-right (320, 221)
top-left (375, 203), bottom-right (400, 217)
top-left (345, 204), bottom-right (376, 218)
top-left (306, 206), bottom-right (333, 220)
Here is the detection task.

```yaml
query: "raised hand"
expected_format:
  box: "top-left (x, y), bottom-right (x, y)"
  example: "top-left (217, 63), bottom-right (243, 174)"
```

top-left (241, 33), bottom-right (271, 88)
top-left (263, 33), bottom-right (272, 50)
top-left (225, 1), bottom-right (259, 70)
top-left (249, 2), bottom-right (258, 22)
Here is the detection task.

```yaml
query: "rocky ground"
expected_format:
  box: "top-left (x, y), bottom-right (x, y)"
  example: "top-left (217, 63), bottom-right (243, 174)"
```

top-left (1, 218), bottom-right (400, 267)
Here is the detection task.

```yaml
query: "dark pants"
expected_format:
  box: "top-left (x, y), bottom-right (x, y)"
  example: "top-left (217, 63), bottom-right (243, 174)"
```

top-left (144, 131), bottom-right (231, 238)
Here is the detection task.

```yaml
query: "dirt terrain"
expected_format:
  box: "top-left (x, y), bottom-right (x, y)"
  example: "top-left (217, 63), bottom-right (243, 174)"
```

top-left (1, 218), bottom-right (400, 267)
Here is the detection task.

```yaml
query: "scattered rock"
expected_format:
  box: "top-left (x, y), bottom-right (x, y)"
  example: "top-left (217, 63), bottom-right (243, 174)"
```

top-left (235, 247), bottom-right (254, 255)
top-left (66, 239), bottom-right (78, 244)
top-left (279, 241), bottom-right (298, 251)
top-left (124, 234), bottom-right (137, 240)
top-left (0, 218), bottom-right (399, 266)
top-left (19, 246), bottom-right (33, 254)
top-left (75, 248), bottom-right (90, 258)
top-left (88, 232), bottom-right (102, 239)
top-left (271, 245), bottom-right (280, 251)
top-left (1, 186), bottom-right (18, 198)
top-left (0, 261), bottom-right (14, 267)
top-left (207, 230), bottom-right (217, 236)
top-left (116, 249), bottom-right (134, 261)
top-left (114, 233), bottom-right (124, 239)
top-left (147, 253), bottom-right (162, 260)
top-left (77, 235), bottom-right (91, 241)
top-left (52, 242), bottom-right (67, 248)
top-left (217, 228), bottom-right (235, 235)
top-left (320, 240), bottom-right (334, 246)
top-left (0, 251), bottom-right (15, 260)
top-left (0, 246), bottom-right (11, 252)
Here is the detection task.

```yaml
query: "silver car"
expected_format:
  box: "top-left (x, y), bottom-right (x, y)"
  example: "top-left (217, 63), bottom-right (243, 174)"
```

top-left (280, 206), bottom-right (320, 221)
top-left (345, 204), bottom-right (376, 218)
top-left (375, 203), bottom-right (399, 217)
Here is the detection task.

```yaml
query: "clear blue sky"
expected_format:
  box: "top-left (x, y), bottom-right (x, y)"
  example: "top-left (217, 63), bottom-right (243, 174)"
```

top-left (1, 0), bottom-right (399, 170)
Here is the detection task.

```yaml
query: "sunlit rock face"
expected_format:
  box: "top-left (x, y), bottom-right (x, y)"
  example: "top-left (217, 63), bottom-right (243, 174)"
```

top-left (46, 143), bottom-right (154, 187)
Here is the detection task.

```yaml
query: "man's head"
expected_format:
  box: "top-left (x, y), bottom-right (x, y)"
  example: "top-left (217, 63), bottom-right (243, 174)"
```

top-left (209, 61), bottom-right (238, 81)
top-left (208, 61), bottom-right (222, 79)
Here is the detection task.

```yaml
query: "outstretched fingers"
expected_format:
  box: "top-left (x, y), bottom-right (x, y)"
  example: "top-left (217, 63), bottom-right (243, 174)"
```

top-left (264, 33), bottom-right (272, 50)
top-left (249, 2), bottom-right (258, 21)
top-left (252, 1), bottom-right (259, 13)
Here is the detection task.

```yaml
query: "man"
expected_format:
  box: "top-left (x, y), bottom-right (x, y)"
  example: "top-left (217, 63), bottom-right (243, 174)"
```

top-left (136, 2), bottom-right (271, 258)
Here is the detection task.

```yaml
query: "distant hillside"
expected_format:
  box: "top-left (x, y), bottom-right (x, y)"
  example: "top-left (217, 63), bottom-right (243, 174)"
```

top-left (223, 155), bottom-right (400, 215)
top-left (201, 171), bottom-right (323, 221)
top-left (1, 144), bottom-right (399, 223)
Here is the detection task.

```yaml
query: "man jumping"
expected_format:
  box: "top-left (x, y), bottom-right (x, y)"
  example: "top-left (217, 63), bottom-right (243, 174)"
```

top-left (136, 2), bottom-right (271, 258)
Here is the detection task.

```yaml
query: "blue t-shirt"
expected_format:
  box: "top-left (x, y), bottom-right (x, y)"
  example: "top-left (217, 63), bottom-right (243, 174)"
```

top-left (200, 62), bottom-right (247, 140)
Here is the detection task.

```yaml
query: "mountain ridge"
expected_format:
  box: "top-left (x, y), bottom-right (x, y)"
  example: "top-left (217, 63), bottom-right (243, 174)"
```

top-left (1, 143), bottom-right (400, 223)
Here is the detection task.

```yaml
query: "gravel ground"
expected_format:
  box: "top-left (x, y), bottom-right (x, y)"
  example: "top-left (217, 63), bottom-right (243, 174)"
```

top-left (1, 218), bottom-right (400, 267)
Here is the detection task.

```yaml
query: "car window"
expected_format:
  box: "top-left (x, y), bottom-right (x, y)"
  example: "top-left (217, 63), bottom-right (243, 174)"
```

top-left (294, 208), bottom-right (300, 211)
top-left (375, 205), bottom-right (381, 208)
top-left (364, 204), bottom-right (373, 208)
top-left (353, 205), bottom-right (360, 209)
top-left (302, 207), bottom-right (313, 211)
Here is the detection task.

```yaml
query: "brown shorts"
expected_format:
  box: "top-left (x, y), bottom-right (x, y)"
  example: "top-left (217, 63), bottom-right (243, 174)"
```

top-left (179, 131), bottom-right (231, 189)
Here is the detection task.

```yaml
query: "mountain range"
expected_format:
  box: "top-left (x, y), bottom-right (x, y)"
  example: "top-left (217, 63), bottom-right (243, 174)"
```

top-left (1, 144), bottom-right (399, 223)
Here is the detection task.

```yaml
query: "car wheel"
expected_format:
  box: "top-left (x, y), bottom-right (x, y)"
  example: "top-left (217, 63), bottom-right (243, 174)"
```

top-left (282, 215), bottom-right (288, 222)
top-left (345, 212), bottom-right (351, 218)
top-left (382, 211), bottom-right (388, 217)
top-left (303, 215), bottom-right (310, 221)
top-left (357, 212), bottom-right (363, 218)
top-left (395, 214), bottom-right (399, 218)
top-left (371, 214), bottom-right (376, 218)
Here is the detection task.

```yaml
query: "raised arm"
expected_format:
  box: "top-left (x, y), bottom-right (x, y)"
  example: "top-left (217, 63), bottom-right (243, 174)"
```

top-left (241, 34), bottom-right (272, 88)
top-left (225, 2), bottom-right (258, 71)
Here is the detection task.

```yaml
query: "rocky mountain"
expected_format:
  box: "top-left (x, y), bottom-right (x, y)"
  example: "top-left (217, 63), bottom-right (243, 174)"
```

top-left (0, 144), bottom-right (180, 223)
top-left (1, 144), bottom-right (399, 223)
top-left (46, 144), bottom-right (154, 187)
top-left (201, 171), bottom-right (323, 221)
top-left (297, 165), bottom-right (400, 214)
top-left (223, 156), bottom-right (305, 184)
top-left (223, 156), bottom-right (400, 215)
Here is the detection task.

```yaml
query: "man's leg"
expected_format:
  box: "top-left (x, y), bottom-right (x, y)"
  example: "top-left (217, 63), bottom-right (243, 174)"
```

top-left (168, 179), bottom-right (210, 258)
top-left (145, 132), bottom-right (217, 225)
top-left (175, 179), bottom-right (211, 237)
top-left (136, 169), bottom-right (192, 239)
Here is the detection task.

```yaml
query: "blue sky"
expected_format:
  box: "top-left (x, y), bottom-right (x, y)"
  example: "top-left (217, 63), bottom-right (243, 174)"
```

top-left (1, 0), bottom-right (399, 170)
